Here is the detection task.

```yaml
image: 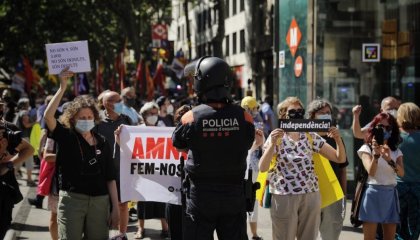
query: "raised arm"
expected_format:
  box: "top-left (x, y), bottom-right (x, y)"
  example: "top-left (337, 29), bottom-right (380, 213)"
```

top-left (44, 67), bottom-right (73, 132)
top-left (259, 128), bottom-right (284, 172)
top-left (319, 127), bottom-right (346, 163)
top-left (352, 105), bottom-right (366, 139)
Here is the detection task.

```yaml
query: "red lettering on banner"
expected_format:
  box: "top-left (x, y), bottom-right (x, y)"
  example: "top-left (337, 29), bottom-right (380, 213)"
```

top-left (146, 137), bottom-right (165, 159)
top-left (165, 138), bottom-right (187, 160)
top-left (131, 137), bottom-right (187, 160)
top-left (132, 137), bottom-right (145, 159)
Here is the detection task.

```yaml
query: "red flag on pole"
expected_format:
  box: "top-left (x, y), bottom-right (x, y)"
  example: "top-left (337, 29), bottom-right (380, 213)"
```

top-left (145, 63), bottom-right (154, 101)
top-left (153, 63), bottom-right (166, 96)
top-left (95, 60), bottom-right (103, 95)
top-left (23, 57), bottom-right (34, 94)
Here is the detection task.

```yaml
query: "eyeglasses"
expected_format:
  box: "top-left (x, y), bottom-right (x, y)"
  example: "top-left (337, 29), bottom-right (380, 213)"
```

top-left (376, 124), bottom-right (392, 131)
top-left (287, 109), bottom-right (305, 115)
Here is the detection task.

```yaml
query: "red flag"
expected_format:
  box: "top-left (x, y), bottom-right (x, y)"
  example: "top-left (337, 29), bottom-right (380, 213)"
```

top-left (23, 57), bottom-right (34, 94)
top-left (153, 63), bottom-right (166, 96)
top-left (145, 63), bottom-right (154, 101)
top-left (95, 60), bottom-right (103, 95)
top-left (135, 59), bottom-right (144, 96)
top-left (119, 52), bottom-right (125, 91)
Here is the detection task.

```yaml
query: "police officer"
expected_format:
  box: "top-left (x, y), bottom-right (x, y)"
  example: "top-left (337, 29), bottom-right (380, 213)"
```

top-left (172, 56), bottom-right (255, 239)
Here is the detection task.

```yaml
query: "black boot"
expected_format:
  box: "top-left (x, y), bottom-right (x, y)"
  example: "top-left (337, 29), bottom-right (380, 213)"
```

top-left (27, 195), bottom-right (44, 209)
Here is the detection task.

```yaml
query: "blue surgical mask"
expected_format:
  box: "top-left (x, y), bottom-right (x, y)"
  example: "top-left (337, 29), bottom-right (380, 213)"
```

top-left (114, 102), bottom-right (124, 115)
top-left (316, 114), bottom-right (332, 121)
top-left (75, 120), bottom-right (95, 133)
top-left (383, 130), bottom-right (392, 140)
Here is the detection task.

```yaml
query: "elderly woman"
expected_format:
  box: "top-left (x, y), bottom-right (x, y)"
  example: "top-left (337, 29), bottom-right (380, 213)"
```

top-left (395, 102), bottom-right (420, 240)
top-left (134, 101), bottom-right (169, 239)
top-left (259, 96), bottom-right (346, 240)
top-left (43, 67), bottom-right (119, 240)
top-left (306, 99), bottom-right (348, 240)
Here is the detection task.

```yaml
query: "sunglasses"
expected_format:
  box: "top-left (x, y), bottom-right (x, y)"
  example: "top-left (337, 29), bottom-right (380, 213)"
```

top-left (287, 109), bottom-right (305, 115)
top-left (376, 124), bottom-right (392, 131)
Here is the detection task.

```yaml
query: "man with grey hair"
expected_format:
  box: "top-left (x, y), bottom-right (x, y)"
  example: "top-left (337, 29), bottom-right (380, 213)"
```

top-left (352, 96), bottom-right (400, 139)
top-left (120, 87), bottom-right (140, 124)
top-left (94, 90), bottom-right (132, 238)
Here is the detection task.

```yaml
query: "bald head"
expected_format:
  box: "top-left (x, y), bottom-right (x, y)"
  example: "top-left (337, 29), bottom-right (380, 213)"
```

top-left (380, 96), bottom-right (399, 112)
top-left (103, 91), bottom-right (121, 113)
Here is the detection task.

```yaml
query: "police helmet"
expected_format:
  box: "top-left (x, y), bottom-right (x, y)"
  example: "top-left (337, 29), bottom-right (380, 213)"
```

top-left (193, 56), bottom-right (232, 103)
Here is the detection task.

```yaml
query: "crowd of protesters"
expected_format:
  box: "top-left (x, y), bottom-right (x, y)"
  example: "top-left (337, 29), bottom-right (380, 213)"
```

top-left (1, 58), bottom-right (420, 240)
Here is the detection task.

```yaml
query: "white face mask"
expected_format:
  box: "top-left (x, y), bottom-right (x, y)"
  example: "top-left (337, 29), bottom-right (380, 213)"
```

top-left (75, 120), bottom-right (95, 133)
top-left (166, 105), bottom-right (174, 115)
top-left (146, 115), bottom-right (158, 125)
top-left (386, 109), bottom-right (397, 118)
top-left (316, 114), bottom-right (332, 121)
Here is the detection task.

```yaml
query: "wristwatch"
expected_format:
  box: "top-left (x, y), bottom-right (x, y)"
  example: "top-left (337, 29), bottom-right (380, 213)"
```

top-left (1, 161), bottom-right (13, 170)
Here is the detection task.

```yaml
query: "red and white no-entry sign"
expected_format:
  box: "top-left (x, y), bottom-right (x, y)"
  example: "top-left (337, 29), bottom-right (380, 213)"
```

top-left (152, 24), bottom-right (168, 40)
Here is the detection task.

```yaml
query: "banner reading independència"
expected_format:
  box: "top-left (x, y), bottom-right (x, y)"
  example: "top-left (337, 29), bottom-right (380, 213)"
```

top-left (119, 125), bottom-right (187, 205)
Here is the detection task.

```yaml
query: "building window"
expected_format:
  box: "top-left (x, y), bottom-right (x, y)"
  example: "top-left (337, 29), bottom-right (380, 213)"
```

top-left (233, 0), bottom-right (237, 16)
top-left (203, 10), bottom-right (207, 30)
top-left (240, 0), bottom-right (244, 12)
top-left (240, 29), bottom-right (245, 52)
top-left (232, 32), bottom-right (237, 54)
top-left (225, 35), bottom-right (230, 56)
top-left (226, 0), bottom-right (230, 18)
top-left (208, 9), bottom-right (212, 28)
top-left (197, 12), bottom-right (202, 32)
top-left (177, 26), bottom-right (180, 41)
top-left (213, 7), bottom-right (218, 24)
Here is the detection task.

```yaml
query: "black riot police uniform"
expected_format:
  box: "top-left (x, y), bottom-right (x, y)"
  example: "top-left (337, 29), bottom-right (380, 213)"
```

top-left (172, 56), bottom-right (255, 240)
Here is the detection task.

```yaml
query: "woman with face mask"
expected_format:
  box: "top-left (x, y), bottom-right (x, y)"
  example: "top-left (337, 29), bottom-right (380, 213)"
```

top-left (133, 101), bottom-right (169, 239)
top-left (259, 96), bottom-right (346, 240)
top-left (357, 112), bottom-right (404, 240)
top-left (307, 99), bottom-right (348, 240)
top-left (43, 67), bottom-right (120, 239)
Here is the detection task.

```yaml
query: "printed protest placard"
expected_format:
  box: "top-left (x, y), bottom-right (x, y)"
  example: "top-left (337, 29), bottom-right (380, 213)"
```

top-left (278, 119), bottom-right (332, 132)
top-left (119, 125), bottom-right (187, 205)
top-left (45, 41), bottom-right (91, 75)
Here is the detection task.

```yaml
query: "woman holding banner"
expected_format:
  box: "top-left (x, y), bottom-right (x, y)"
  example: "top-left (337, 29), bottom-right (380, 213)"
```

top-left (43, 67), bottom-right (120, 239)
top-left (133, 101), bottom-right (169, 239)
top-left (258, 96), bottom-right (346, 240)
top-left (307, 99), bottom-right (348, 240)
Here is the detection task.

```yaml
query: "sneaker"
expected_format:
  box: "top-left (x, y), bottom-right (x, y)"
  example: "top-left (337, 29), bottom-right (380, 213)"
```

top-left (27, 198), bottom-right (42, 209)
top-left (251, 236), bottom-right (263, 240)
top-left (109, 233), bottom-right (128, 240)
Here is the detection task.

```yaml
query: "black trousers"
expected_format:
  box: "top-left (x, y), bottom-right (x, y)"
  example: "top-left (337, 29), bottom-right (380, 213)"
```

top-left (184, 183), bottom-right (248, 240)
top-left (0, 195), bottom-right (13, 239)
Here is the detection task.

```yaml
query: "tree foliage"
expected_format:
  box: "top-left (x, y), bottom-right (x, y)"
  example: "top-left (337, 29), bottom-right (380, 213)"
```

top-left (0, 0), bottom-right (171, 73)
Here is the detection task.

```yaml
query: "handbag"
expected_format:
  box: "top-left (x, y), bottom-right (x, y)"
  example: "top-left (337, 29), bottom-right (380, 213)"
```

top-left (256, 156), bottom-right (277, 208)
top-left (37, 159), bottom-right (56, 196)
top-left (350, 165), bottom-right (368, 228)
top-left (306, 133), bottom-right (344, 208)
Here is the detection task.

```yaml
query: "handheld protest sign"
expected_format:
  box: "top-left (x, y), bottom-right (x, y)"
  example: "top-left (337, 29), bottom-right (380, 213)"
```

top-left (45, 40), bottom-right (91, 75)
top-left (278, 119), bottom-right (332, 132)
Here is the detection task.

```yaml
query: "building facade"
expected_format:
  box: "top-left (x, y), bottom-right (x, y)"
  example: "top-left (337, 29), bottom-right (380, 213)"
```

top-left (169, 0), bottom-right (275, 101)
top-left (276, 0), bottom-right (420, 187)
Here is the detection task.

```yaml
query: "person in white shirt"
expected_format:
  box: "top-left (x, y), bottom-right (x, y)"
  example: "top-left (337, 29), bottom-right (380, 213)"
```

top-left (357, 112), bottom-right (404, 240)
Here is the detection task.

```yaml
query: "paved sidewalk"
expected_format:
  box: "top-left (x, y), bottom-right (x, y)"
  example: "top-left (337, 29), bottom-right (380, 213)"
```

top-left (9, 169), bottom-right (363, 239)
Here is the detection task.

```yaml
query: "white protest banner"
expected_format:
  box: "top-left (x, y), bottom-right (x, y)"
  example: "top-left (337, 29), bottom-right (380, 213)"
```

top-left (45, 40), bottom-right (91, 75)
top-left (119, 125), bottom-right (187, 205)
